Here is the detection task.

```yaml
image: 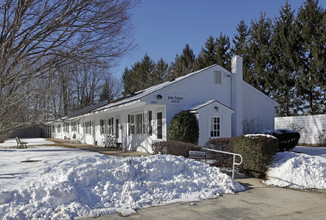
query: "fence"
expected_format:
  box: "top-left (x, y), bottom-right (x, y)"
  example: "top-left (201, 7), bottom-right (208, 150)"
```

top-left (275, 114), bottom-right (326, 145)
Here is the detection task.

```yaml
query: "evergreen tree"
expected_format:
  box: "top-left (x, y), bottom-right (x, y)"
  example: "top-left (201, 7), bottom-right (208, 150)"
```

top-left (270, 1), bottom-right (298, 116)
top-left (195, 34), bottom-right (231, 70)
top-left (232, 20), bottom-right (250, 81)
top-left (167, 44), bottom-right (195, 80)
top-left (122, 55), bottom-right (168, 95)
top-left (215, 33), bottom-right (232, 70)
top-left (295, 0), bottom-right (326, 114)
top-left (194, 36), bottom-right (216, 70)
top-left (247, 13), bottom-right (274, 97)
top-left (152, 58), bottom-right (169, 85)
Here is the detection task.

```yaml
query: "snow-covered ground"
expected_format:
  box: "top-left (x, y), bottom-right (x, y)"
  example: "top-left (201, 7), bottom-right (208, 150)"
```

top-left (264, 146), bottom-right (326, 189)
top-left (0, 138), bottom-right (245, 219)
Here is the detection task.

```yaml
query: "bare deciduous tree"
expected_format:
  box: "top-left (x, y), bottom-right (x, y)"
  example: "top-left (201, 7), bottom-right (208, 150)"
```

top-left (0, 0), bottom-right (137, 141)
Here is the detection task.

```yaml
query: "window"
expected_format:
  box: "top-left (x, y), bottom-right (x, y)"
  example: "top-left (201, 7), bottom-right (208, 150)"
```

top-left (136, 114), bottom-right (143, 134)
top-left (148, 111), bottom-right (152, 136)
top-left (107, 118), bottom-right (113, 135)
top-left (157, 112), bottom-right (162, 139)
top-left (57, 124), bottom-right (61, 133)
top-left (100, 120), bottom-right (105, 135)
top-left (115, 119), bottom-right (119, 138)
top-left (85, 121), bottom-right (91, 134)
top-left (64, 123), bottom-right (69, 133)
top-left (215, 71), bottom-right (222, 84)
top-left (71, 122), bottom-right (77, 132)
top-left (128, 115), bottom-right (135, 135)
top-left (210, 117), bottom-right (220, 138)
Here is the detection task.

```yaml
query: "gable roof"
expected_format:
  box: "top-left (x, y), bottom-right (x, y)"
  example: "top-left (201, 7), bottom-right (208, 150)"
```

top-left (68, 100), bottom-right (109, 118)
top-left (94, 65), bottom-right (218, 112)
top-left (243, 82), bottom-right (279, 106)
top-left (191, 100), bottom-right (234, 112)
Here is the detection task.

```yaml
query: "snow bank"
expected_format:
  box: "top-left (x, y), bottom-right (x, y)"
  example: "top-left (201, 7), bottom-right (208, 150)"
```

top-left (244, 134), bottom-right (277, 139)
top-left (0, 154), bottom-right (245, 219)
top-left (264, 150), bottom-right (326, 189)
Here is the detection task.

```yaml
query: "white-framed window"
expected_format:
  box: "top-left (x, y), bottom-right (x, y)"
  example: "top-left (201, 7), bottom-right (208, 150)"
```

top-left (107, 118), bottom-right (114, 135)
top-left (57, 124), bottom-right (61, 133)
top-left (136, 114), bottom-right (143, 134)
top-left (85, 121), bottom-right (91, 134)
top-left (100, 120), bottom-right (105, 135)
top-left (157, 112), bottom-right (163, 139)
top-left (148, 111), bottom-right (152, 136)
top-left (128, 113), bottom-right (144, 135)
top-left (210, 116), bottom-right (221, 138)
top-left (71, 122), bottom-right (77, 132)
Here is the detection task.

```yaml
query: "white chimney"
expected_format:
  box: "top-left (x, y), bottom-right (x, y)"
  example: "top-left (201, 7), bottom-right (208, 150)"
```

top-left (231, 55), bottom-right (243, 136)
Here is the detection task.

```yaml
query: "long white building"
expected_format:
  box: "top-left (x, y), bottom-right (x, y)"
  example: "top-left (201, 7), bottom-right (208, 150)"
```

top-left (49, 56), bottom-right (278, 153)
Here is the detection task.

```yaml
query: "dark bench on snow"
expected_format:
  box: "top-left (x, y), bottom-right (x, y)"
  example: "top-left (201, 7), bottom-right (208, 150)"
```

top-left (15, 137), bottom-right (28, 148)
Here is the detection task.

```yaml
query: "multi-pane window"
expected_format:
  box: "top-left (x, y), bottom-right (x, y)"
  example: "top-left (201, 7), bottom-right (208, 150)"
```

top-left (85, 121), bottom-right (91, 134)
top-left (71, 122), bottom-right (77, 132)
top-left (136, 114), bottom-right (143, 134)
top-left (148, 111), bottom-right (152, 136)
top-left (107, 118), bottom-right (114, 135)
top-left (100, 120), bottom-right (105, 135)
top-left (57, 124), bottom-right (61, 133)
top-left (64, 123), bottom-right (69, 133)
top-left (115, 119), bottom-right (119, 138)
top-left (128, 115), bottom-right (135, 135)
top-left (210, 117), bottom-right (220, 138)
top-left (157, 112), bottom-right (162, 139)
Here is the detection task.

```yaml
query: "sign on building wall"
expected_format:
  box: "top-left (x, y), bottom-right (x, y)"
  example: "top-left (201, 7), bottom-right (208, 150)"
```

top-left (149, 93), bottom-right (186, 105)
top-left (166, 94), bottom-right (185, 105)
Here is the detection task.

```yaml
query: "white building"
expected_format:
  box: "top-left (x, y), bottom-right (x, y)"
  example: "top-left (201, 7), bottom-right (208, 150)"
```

top-left (49, 56), bottom-right (278, 153)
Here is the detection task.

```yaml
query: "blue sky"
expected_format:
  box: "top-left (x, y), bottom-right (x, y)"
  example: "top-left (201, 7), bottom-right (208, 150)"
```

top-left (111, 0), bottom-right (325, 78)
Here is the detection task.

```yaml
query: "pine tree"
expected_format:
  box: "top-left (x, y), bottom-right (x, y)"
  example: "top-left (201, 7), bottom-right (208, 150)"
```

top-left (295, 0), bottom-right (326, 114)
top-left (194, 36), bottom-right (216, 70)
top-left (247, 13), bottom-right (274, 96)
top-left (152, 58), bottom-right (168, 85)
top-left (232, 20), bottom-right (250, 81)
top-left (195, 34), bottom-right (231, 70)
top-left (270, 1), bottom-right (298, 116)
top-left (215, 33), bottom-right (232, 70)
top-left (167, 44), bottom-right (195, 80)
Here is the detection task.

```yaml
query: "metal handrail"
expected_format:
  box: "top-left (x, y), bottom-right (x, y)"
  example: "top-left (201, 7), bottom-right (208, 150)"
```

top-left (202, 148), bottom-right (243, 179)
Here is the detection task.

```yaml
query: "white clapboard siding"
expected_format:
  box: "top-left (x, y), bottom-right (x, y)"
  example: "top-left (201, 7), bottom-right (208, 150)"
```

top-left (275, 114), bottom-right (326, 145)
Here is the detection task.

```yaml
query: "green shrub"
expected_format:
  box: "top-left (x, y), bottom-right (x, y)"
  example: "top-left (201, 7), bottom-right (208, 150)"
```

top-left (205, 137), bottom-right (235, 167)
top-left (152, 141), bottom-right (200, 157)
top-left (233, 135), bottom-right (278, 178)
top-left (261, 129), bottom-right (300, 151)
top-left (168, 111), bottom-right (199, 144)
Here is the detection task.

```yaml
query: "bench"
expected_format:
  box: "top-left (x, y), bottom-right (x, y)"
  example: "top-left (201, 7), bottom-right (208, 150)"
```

top-left (15, 137), bottom-right (28, 148)
top-left (189, 150), bottom-right (206, 162)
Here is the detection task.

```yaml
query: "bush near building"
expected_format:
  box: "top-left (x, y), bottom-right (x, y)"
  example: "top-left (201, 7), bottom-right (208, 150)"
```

top-left (205, 138), bottom-right (235, 168)
top-left (152, 141), bottom-right (200, 157)
top-left (233, 135), bottom-right (278, 178)
top-left (260, 129), bottom-right (300, 151)
top-left (168, 111), bottom-right (199, 144)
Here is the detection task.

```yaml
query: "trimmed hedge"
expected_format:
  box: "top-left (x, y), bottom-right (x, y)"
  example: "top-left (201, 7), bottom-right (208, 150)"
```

top-left (205, 138), bottom-right (235, 167)
top-left (152, 141), bottom-right (201, 157)
top-left (168, 111), bottom-right (199, 144)
top-left (261, 129), bottom-right (300, 151)
top-left (233, 135), bottom-right (278, 178)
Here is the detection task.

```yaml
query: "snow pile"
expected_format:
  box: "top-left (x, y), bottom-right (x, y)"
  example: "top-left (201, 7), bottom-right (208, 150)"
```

top-left (244, 134), bottom-right (277, 139)
top-left (264, 147), bottom-right (326, 189)
top-left (0, 154), bottom-right (245, 219)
